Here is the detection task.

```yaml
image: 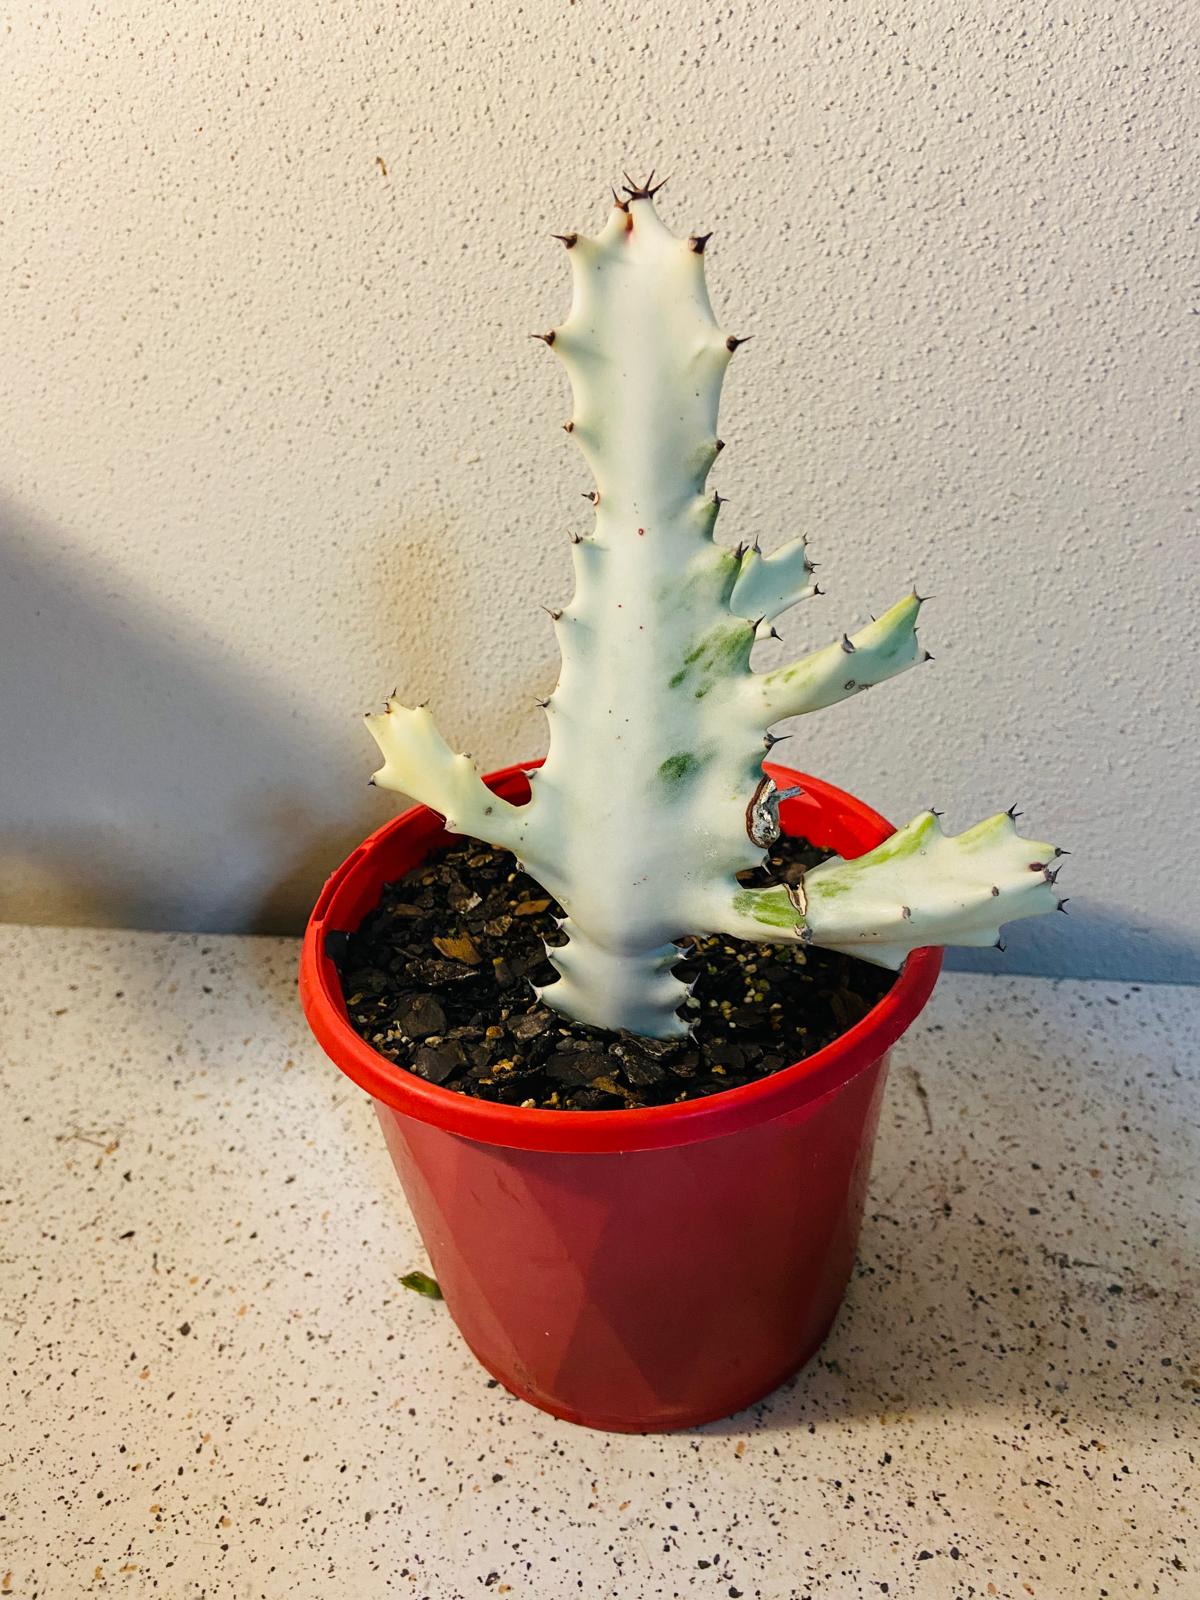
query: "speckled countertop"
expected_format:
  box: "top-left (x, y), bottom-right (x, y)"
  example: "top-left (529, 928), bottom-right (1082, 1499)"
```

top-left (1, 926), bottom-right (1195, 1599)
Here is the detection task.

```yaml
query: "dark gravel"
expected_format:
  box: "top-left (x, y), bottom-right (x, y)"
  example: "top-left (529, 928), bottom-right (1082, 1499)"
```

top-left (330, 836), bottom-right (896, 1111)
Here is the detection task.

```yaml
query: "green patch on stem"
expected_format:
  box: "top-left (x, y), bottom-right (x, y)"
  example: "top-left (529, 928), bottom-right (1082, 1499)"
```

top-left (814, 813), bottom-right (938, 886)
top-left (731, 887), bottom-right (804, 931)
top-left (658, 751), bottom-right (707, 789)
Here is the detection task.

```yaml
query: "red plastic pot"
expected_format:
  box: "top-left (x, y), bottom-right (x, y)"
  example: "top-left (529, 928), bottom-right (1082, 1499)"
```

top-left (299, 761), bottom-right (941, 1432)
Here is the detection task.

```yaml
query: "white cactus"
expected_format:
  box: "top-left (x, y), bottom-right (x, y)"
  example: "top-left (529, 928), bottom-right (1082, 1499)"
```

top-left (365, 177), bottom-right (1065, 1039)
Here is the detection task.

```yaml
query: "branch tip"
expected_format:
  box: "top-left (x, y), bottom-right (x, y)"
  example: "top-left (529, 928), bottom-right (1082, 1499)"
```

top-left (621, 170), bottom-right (667, 201)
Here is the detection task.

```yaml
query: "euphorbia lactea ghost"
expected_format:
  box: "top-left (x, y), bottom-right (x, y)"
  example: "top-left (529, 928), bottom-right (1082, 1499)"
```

top-left (365, 176), bottom-right (1065, 1038)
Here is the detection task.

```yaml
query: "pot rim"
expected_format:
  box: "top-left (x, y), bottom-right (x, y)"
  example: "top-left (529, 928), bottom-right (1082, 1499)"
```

top-left (299, 760), bottom-right (942, 1154)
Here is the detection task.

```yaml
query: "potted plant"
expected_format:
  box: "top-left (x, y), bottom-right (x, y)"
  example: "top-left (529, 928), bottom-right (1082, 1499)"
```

top-left (299, 176), bottom-right (1065, 1432)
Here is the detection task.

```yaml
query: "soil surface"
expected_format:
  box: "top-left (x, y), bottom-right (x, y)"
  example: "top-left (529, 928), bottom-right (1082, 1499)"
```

top-left (329, 836), bottom-right (896, 1111)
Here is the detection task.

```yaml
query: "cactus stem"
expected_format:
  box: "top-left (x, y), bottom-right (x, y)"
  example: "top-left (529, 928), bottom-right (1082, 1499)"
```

top-left (551, 233), bottom-right (578, 249)
top-left (726, 335), bottom-right (752, 352)
top-left (689, 232), bottom-right (713, 254)
top-left (530, 330), bottom-right (556, 346)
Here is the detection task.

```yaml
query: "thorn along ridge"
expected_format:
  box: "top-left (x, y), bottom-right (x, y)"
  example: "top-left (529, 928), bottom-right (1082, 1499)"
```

top-left (552, 233), bottom-right (578, 249)
top-left (689, 232), bottom-right (713, 254)
top-left (530, 330), bottom-right (556, 346)
top-left (726, 335), bottom-right (753, 352)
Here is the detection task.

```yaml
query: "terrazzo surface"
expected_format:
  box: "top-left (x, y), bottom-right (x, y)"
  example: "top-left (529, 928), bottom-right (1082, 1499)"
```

top-left (1, 925), bottom-right (1196, 1600)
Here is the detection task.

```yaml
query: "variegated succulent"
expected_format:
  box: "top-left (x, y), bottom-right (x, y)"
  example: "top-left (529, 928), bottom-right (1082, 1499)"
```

top-left (365, 178), bottom-right (1065, 1038)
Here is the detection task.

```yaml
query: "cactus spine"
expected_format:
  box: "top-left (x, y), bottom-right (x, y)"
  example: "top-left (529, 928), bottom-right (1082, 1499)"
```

top-left (366, 179), bottom-right (1064, 1039)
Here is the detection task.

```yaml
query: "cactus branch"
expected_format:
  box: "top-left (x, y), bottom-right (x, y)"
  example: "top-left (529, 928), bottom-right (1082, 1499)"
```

top-left (730, 537), bottom-right (817, 623)
top-left (753, 592), bottom-right (926, 722)
top-left (718, 809), bottom-right (1061, 967)
top-left (364, 701), bottom-right (533, 854)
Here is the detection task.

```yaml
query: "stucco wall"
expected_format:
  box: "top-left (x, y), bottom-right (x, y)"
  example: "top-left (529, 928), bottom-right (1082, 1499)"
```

top-left (2, 2), bottom-right (1196, 980)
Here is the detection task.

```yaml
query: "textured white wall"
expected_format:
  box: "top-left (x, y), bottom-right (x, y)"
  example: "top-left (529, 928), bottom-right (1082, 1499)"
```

top-left (2, 2), bottom-right (1196, 980)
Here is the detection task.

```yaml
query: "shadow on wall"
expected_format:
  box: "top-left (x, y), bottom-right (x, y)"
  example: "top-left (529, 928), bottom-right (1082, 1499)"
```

top-left (0, 498), bottom-right (378, 936)
top-left (2, 494), bottom-right (1195, 980)
top-left (944, 903), bottom-right (1200, 986)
